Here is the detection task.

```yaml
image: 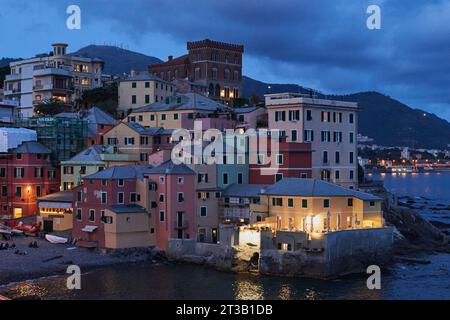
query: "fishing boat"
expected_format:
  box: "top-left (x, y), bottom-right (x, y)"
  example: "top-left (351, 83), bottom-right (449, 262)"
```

top-left (45, 234), bottom-right (68, 244)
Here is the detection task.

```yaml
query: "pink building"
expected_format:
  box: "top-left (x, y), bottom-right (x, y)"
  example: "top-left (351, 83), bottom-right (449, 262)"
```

top-left (147, 161), bottom-right (196, 251)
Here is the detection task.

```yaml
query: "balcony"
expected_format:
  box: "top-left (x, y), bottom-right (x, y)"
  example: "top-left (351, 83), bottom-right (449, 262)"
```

top-left (4, 88), bottom-right (21, 96)
top-left (33, 68), bottom-right (72, 78)
top-left (5, 74), bottom-right (20, 81)
top-left (33, 84), bottom-right (72, 92)
top-left (174, 220), bottom-right (189, 230)
top-left (223, 207), bottom-right (251, 219)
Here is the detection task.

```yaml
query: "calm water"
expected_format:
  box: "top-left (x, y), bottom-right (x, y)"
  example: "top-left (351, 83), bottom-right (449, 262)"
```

top-left (372, 172), bottom-right (450, 201)
top-left (1, 173), bottom-right (449, 300)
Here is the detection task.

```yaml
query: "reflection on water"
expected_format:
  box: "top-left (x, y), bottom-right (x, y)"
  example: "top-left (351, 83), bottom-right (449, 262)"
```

top-left (1, 256), bottom-right (449, 300)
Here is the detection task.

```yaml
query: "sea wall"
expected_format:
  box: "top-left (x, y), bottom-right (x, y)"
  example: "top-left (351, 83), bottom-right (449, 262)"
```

top-left (260, 227), bottom-right (394, 279)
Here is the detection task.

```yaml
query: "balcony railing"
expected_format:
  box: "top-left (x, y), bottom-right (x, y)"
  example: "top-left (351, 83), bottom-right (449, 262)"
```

top-left (174, 220), bottom-right (189, 230)
top-left (223, 207), bottom-right (251, 219)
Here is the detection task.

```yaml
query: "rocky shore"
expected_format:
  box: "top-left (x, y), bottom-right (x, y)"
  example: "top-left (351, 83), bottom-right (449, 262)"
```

top-left (0, 236), bottom-right (167, 287)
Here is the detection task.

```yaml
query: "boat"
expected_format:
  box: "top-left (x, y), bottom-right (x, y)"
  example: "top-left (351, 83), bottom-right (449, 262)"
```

top-left (45, 234), bottom-right (68, 244)
top-left (14, 223), bottom-right (40, 234)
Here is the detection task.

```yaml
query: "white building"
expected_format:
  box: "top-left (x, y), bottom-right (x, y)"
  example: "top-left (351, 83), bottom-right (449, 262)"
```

top-left (3, 43), bottom-right (105, 118)
top-left (265, 93), bottom-right (358, 189)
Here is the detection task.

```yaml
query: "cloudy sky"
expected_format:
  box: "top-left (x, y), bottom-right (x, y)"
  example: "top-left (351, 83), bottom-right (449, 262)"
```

top-left (1, 0), bottom-right (449, 120)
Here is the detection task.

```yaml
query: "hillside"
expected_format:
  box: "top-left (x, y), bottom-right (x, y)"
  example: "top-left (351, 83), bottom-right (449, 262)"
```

top-left (243, 76), bottom-right (450, 149)
top-left (72, 45), bottom-right (162, 75)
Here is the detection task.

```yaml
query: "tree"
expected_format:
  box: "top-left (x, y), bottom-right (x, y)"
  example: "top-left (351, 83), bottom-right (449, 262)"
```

top-left (0, 65), bottom-right (11, 89)
top-left (35, 101), bottom-right (73, 116)
top-left (78, 83), bottom-right (119, 117)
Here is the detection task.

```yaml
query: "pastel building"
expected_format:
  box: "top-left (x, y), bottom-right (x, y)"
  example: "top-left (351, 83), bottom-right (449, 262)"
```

top-left (265, 93), bottom-right (358, 188)
top-left (37, 191), bottom-right (73, 231)
top-left (234, 106), bottom-right (267, 130)
top-left (127, 93), bottom-right (234, 131)
top-left (3, 43), bottom-right (104, 117)
top-left (222, 184), bottom-right (268, 224)
top-left (60, 145), bottom-right (140, 191)
top-left (118, 71), bottom-right (175, 115)
top-left (253, 178), bottom-right (383, 233)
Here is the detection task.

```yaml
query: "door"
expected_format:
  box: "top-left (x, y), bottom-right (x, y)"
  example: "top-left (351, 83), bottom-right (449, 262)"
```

top-left (43, 219), bottom-right (53, 233)
top-left (177, 211), bottom-right (184, 239)
top-left (212, 228), bottom-right (218, 244)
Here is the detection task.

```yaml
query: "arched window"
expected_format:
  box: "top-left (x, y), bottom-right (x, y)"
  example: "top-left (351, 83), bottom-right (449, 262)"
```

top-left (215, 84), bottom-right (221, 97)
top-left (224, 69), bottom-right (230, 81)
top-left (233, 70), bottom-right (239, 81)
top-left (212, 68), bottom-right (218, 80)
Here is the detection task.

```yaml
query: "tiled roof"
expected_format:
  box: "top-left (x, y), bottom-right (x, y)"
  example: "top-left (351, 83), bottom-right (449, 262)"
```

top-left (147, 160), bottom-right (195, 175)
top-left (233, 107), bottom-right (261, 114)
top-left (132, 93), bottom-right (228, 113)
top-left (120, 72), bottom-right (170, 84)
top-left (85, 107), bottom-right (117, 126)
top-left (84, 165), bottom-right (154, 180)
top-left (150, 54), bottom-right (189, 67)
top-left (14, 141), bottom-right (51, 154)
top-left (224, 184), bottom-right (269, 198)
top-left (108, 205), bottom-right (147, 214)
top-left (262, 178), bottom-right (381, 201)
top-left (64, 145), bottom-right (105, 162)
top-left (124, 122), bottom-right (165, 136)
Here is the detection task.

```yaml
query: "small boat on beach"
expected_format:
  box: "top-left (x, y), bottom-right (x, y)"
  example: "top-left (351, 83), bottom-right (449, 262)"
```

top-left (45, 234), bottom-right (68, 244)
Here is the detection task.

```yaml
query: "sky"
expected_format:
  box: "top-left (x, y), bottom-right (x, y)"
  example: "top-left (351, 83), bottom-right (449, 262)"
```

top-left (1, 0), bottom-right (449, 121)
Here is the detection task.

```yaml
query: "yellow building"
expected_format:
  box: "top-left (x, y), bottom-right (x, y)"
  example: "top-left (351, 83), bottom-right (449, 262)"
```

top-left (251, 178), bottom-right (383, 233)
top-left (37, 191), bottom-right (73, 232)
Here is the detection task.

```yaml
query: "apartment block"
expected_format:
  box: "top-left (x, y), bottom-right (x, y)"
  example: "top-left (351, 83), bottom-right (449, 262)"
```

top-left (265, 93), bottom-right (358, 188)
top-left (3, 43), bottom-right (104, 117)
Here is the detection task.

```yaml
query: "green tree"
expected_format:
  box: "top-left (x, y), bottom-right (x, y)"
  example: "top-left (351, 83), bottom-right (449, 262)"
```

top-left (78, 83), bottom-right (118, 117)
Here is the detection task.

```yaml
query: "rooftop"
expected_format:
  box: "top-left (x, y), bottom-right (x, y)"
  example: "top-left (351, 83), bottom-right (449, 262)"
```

top-left (108, 205), bottom-right (147, 214)
top-left (120, 71), bottom-right (171, 84)
top-left (63, 145), bottom-right (111, 163)
top-left (132, 93), bottom-right (228, 113)
top-left (265, 93), bottom-right (358, 109)
top-left (147, 160), bottom-right (195, 175)
top-left (38, 191), bottom-right (73, 202)
top-left (84, 107), bottom-right (117, 126)
top-left (224, 184), bottom-right (269, 198)
top-left (13, 141), bottom-right (51, 154)
top-left (84, 165), bottom-right (154, 180)
top-left (233, 106), bottom-right (261, 114)
top-left (262, 178), bottom-right (381, 201)
top-left (124, 122), bottom-right (169, 136)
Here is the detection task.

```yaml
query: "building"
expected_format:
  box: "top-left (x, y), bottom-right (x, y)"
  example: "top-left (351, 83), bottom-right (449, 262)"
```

top-left (126, 93), bottom-right (233, 131)
top-left (234, 106), bottom-right (267, 130)
top-left (253, 178), bottom-right (383, 232)
top-left (265, 93), bottom-right (358, 189)
top-left (37, 191), bottom-right (73, 232)
top-left (60, 145), bottom-right (140, 191)
top-left (3, 43), bottom-right (104, 118)
top-left (83, 107), bottom-right (118, 146)
top-left (0, 99), bottom-right (19, 124)
top-left (118, 71), bottom-right (175, 115)
top-left (0, 138), bottom-right (59, 219)
top-left (172, 78), bottom-right (208, 96)
top-left (249, 139), bottom-right (312, 184)
top-left (103, 121), bottom-right (175, 164)
top-left (149, 39), bottom-right (244, 105)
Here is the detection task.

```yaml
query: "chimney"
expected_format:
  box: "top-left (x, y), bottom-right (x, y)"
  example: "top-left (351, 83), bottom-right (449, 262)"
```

top-left (168, 55), bottom-right (173, 61)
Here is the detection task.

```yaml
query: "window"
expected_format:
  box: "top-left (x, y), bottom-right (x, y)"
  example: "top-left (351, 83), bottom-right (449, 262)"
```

top-left (223, 173), bottom-right (229, 185)
top-left (370, 201), bottom-right (376, 207)
top-left (150, 114), bottom-right (155, 121)
top-left (257, 154), bottom-right (265, 165)
top-left (333, 131), bottom-right (343, 143)
top-left (349, 132), bottom-right (354, 144)
top-left (288, 198), bottom-right (294, 207)
top-left (200, 207), bottom-right (207, 217)
top-left (77, 191), bottom-right (82, 201)
top-left (159, 194), bottom-right (165, 203)
top-left (1, 186), bottom-right (7, 197)
top-left (349, 113), bottom-right (354, 124)
top-left (132, 82), bottom-right (137, 88)
top-left (291, 130), bottom-right (297, 142)
top-left (272, 198), bottom-right (283, 206)
top-left (178, 177), bottom-right (184, 184)
top-left (178, 192), bottom-right (184, 203)
top-left (335, 170), bottom-right (340, 180)
top-left (275, 111), bottom-right (286, 122)
top-left (124, 137), bottom-right (135, 145)
top-left (302, 199), bottom-right (308, 208)
top-left (237, 172), bottom-right (243, 184)
top-left (15, 186), bottom-right (22, 197)
top-left (300, 173), bottom-right (308, 179)
top-left (323, 151), bottom-right (329, 164)
top-left (350, 170), bottom-right (355, 180)
top-left (323, 199), bottom-right (330, 208)
top-left (173, 113), bottom-right (179, 120)
top-left (101, 180), bottom-right (107, 187)
top-left (349, 152), bottom-right (354, 164)
top-left (321, 111), bottom-right (331, 122)
top-left (34, 167), bottom-right (43, 178)
top-left (348, 198), bottom-right (353, 207)
top-left (76, 209), bottom-right (82, 220)
top-left (145, 82), bottom-right (150, 88)
top-left (335, 151), bottom-right (340, 164)
top-left (16, 153), bottom-right (22, 160)
top-left (89, 209), bottom-right (95, 222)
top-left (306, 110), bottom-right (312, 121)
top-left (118, 179), bottom-right (124, 187)
top-left (159, 211), bottom-right (165, 222)
top-left (35, 186), bottom-right (41, 198)
top-left (321, 131), bottom-right (331, 142)
top-left (161, 114), bottom-right (167, 121)
top-left (0, 168), bottom-right (6, 177)
top-left (101, 192), bottom-right (107, 204)
top-left (14, 168), bottom-right (24, 178)
top-left (118, 192), bottom-right (124, 204)
top-left (275, 173), bottom-right (283, 182)
top-left (288, 110), bottom-right (300, 121)
top-left (304, 130), bottom-right (314, 142)
top-left (132, 95), bottom-right (137, 104)
top-left (276, 154), bottom-right (283, 165)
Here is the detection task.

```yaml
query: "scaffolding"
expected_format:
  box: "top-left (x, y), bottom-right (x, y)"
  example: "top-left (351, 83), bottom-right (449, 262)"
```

top-left (14, 116), bottom-right (88, 162)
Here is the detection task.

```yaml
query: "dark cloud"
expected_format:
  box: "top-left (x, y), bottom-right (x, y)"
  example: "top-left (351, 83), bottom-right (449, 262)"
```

top-left (30, 0), bottom-right (450, 119)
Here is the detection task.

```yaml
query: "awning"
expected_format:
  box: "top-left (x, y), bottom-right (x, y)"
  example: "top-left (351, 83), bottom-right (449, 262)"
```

top-left (82, 225), bottom-right (98, 233)
top-left (39, 201), bottom-right (72, 209)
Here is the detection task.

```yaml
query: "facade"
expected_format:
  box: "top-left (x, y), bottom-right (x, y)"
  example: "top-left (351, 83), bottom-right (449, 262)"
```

top-left (252, 178), bottom-right (383, 232)
top-left (172, 78), bottom-right (208, 96)
top-left (4, 43), bottom-right (104, 118)
top-left (37, 191), bottom-right (73, 231)
top-left (127, 93), bottom-right (233, 131)
top-left (103, 121), bottom-right (175, 164)
top-left (249, 140), bottom-right (312, 184)
top-left (118, 72), bottom-right (175, 115)
top-left (0, 140), bottom-right (59, 219)
top-left (83, 107), bottom-right (118, 146)
top-left (234, 107), bottom-right (267, 130)
top-left (265, 93), bottom-right (358, 188)
top-left (61, 145), bottom-right (140, 191)
top-left (149, 39), bottom-right (244, 105)
top-left (222, 184), bottom-right (268, 224)
top-left (0, 99), bottom-right (19, 124)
